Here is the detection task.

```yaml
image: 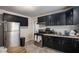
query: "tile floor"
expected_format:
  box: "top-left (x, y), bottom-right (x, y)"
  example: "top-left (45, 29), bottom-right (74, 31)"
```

top-left (26, 40), bottom-right (63, 53)
top-left (0, 40), bottom-right (63, 53)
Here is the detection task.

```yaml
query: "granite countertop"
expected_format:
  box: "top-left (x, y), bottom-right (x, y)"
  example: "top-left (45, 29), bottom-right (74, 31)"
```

top-left (43, 34), bottom-right (79, 39)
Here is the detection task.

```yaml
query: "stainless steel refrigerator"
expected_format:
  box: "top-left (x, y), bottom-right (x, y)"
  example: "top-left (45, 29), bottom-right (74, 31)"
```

top-left (4, 22), bottom-right (20, 47)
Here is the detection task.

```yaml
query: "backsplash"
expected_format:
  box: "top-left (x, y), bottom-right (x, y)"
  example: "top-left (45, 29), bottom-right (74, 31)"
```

top-left (39, 25), bottom-right (79, 35)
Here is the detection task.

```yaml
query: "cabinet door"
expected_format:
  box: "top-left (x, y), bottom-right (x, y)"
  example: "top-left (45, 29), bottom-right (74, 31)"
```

top-left (44, 16), bottom-right (47, 25)
top-left (42, 36), bottom-right (54, 48)
top-left (58, 13), bottom-right (66, 25)
top-left (53, 13), bottom-right (66, 25)
top-left (52, 37), bottom-right (60, 49)
top-left (46, 14), bottom-right (57, 26)
top-left (50, 14), bottom-right (55, 26)
top-left (58, 37), bottom-right (64, 51)
top-left (16, 16), bottom-right (28, 26)
top-left (48, 15), bottom-right (52, 26)
top-left (63, 38), bottom-right (74, 52)
top-left (42, 36), bottom-right (47, 47)
top-left (43, 36), bottom-right (53, 48)
top-left (3, 14), bottom-right (16, 22)
top-left (42, 36), bottom-right (50, 47)
top-left (55, 14), bottom-right (59, 25)
top-left (45, 15), bottom-right (52, 26)
top-left (73, 7), bottom-right (79, 25)
top-left (74, 39), bottom-right (79, 52)
top-left (38, 17), bottom-right (43, 23)
top-left (65, 9), bottom-right (73, 25)
top-left (55, 13), bottom-right (62, 25)
top-left (38, 16), bottom-right (45, 23)
top-left (46, 36), bottom-right (53, 48)
top-left (53, 14), bottom-right (57, 25)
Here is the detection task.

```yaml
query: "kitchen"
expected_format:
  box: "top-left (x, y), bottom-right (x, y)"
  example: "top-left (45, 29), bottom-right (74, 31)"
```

top-left (0, 6), bottom-right (79, 53)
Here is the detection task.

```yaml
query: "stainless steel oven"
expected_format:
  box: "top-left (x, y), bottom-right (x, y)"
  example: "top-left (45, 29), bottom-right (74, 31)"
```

top-left (34, 34), bottom-right (42, 47)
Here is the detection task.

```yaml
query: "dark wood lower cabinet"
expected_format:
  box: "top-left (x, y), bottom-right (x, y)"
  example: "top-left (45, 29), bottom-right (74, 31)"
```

top-left (53, 37), bottom-right (60, 50)
top-left (43, 36), bottom-right (53, 48)
top-left (62, 38), bottom-right (75, 52)
top-left (74, 39), bottom-right (79, 53)
top-left (42, 35), bottom-right (79, 53)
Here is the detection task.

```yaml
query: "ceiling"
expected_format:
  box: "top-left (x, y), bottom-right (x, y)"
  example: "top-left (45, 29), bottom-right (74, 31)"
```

top-left (0, 6), bottom-right (68, 17)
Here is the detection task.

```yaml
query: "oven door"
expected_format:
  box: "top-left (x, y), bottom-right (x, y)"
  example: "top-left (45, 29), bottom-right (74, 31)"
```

top-left (34, 35), bottom-right (42, 47)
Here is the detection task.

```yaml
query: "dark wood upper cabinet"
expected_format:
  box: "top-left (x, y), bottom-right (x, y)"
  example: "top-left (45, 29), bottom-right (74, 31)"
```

top-left (38, 15), bottom-right (52, 26)
top-left (50, 12), bottom-right (65, 26)
top-left (38, 17), bottom-right (44, 23)
top-left (55, 12), bottom-right (66, 25)
top-left (45, 14), bottom-right (57, 26)
top-left (73, 7), bottom-right (79, 25)
top-left (37, 7), bottom-right (79, 26)
top-left (3, 14), bottom-right (16, 22)
top-left (45, 15), bottom-right (52, 26)
top-left (37, 12), bottom-right (66, 26)
top-left (44, 15), bottom-right (49, 26)
top-left (50, 14), bottom-right (56, 25)
top-left (65, 9), bottom-right (73, 25)
top-left (15, 16), bottom-right (28, 26)
top-left (3, 13), bottom-right (28, 26)
top-left (38, 16), bottom-right (46, 24)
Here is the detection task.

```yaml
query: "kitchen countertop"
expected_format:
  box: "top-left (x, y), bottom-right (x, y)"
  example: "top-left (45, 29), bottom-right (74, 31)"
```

top-left (34, 33), bottom-right (44, 35)
top-left (43, 34), bottom-right (79, 39)
top-left (34, 33), bottom-right (79, 39)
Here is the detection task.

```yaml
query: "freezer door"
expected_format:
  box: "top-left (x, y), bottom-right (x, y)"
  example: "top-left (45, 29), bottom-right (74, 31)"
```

top-left (7, 22), bottom-right (20, 31)
top-left (6, 31), bottom-right (20, 47)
